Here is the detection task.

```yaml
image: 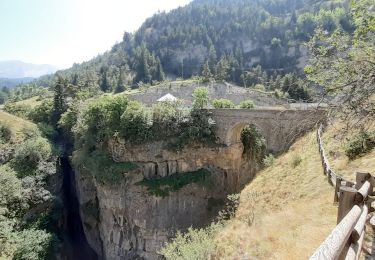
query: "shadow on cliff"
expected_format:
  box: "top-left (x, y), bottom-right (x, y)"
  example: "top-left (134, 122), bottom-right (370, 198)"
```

top-left (61, 156), bottom-right (99, 260)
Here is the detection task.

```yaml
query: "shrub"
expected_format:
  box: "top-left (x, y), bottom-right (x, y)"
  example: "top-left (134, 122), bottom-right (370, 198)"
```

top-left (152, 102), bottom-right (180, 138)
top-left (0, 123), bottom-right (11, 143)
top-left (13, 229), bottom-right (56, 260)
top-left (345, 131), bottom-right (375, 160)
top-left (0, 165), bottom-right (23, 215)
top-left (212, 99), bottom-right (235, 109)
top-left (3, 103), bottom-right (31, 118)
top-left (239, 100), bottom-right (255, 109)
top-left (120, 101), bottom-right (151, 144)
top-left (160, 223), bottom-right (222, 260)
top-left (73, 149), bottom-right (138, 185)
top-left (160, 193), bottom-right (240, 259)
top-left (263, 154), bottom-right (275, 167)
top-left (28, 99), bottom-right (53, 124)
top-left (292, 154), bottom-right (302, 168)
top-left (192, 87), bottom-right (210, 109)
top-left (274, 89), bottom-right (284, 99)
top-left (74, 95), bottom-right (129, 147)
top-left (171, 109), bottom-right (217, 150)
top-left (241, 125), bottom-right (266, 161)
top-left (36, 123), bottom-right (57, 140)
top-left (12, 137), bottom-right (52, 176)
top-left (254, 84), bottom-right (266, 91)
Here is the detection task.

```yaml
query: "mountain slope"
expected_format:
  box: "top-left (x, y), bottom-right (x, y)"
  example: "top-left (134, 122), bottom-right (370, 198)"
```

top-left (213, 126), bottom-right (375, 259)
top-left (0, 60), bottom-right (57, 78)
top-left (38, 0), bottom-right (351, 91)
top-left (0, 77), bottom-right (34, 88)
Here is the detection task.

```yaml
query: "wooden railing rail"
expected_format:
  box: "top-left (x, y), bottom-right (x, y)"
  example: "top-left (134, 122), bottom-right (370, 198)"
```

top-left (311, 125), bottom-right (374, 260)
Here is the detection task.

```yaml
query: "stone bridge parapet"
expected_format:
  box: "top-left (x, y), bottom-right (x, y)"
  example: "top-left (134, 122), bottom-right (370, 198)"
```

top-left (210, 108), bottom-right (326, 154)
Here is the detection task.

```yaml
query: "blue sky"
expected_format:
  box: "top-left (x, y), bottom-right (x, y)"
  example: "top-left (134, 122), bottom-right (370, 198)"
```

top-left (0, 0), bottom-right (192, 69)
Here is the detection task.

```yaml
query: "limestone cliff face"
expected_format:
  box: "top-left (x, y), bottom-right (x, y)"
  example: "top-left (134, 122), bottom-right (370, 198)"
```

top-left (74, 140), bottom-right (258, 259)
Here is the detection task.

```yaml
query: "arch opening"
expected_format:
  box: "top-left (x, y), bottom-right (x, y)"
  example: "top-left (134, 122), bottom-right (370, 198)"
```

top-left (240, 124), bottom-right (266, 161)
top-left (225, 122), bottom-right (267, 161)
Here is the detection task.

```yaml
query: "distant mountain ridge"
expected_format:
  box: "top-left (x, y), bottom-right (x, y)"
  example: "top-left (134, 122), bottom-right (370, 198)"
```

top-left (0, 60), bottom-right (58, 78)
top-left (0, 77), bottom-right (35, 88)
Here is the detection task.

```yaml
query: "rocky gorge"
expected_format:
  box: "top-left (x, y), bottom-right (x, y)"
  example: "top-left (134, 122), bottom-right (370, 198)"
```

top-left (73, 139), bottom-right (260, 259)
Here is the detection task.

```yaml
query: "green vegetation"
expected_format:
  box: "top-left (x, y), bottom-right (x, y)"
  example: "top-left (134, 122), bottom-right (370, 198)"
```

top-left (0, 114), bottom-right (58, 259)
top-left (292, 154), bottom-right (303, 168)
top-left (212, 99), bottom-right (235, 109)
top-left (12, 137), bottom-right (52, 177)
top-left (73, 149), bottom-right (138, 185)
top-left (345, 132), bottom-right (375, 160)
top-left (263, 154), bottom-right (275, 167)
top-left (20, 0), bottom-right (351, 103)
top-left (160, 193), bottom-right (240, 259)
top-left (0, 123), bottom-right (11, 143)
top-left (305, 0), bottom-right (375, 130)
top-left (241, 125), bottom-right (266, 161)
top-left (137, 168), bottom-right (211, 197)
top-left (73, 94), bottom-right (216, 148)
top-left (0, 84), bottom-right (49, 105)
top-left (239, 100), bottom-right (255, 109)
top-left (192, 87), bottom-right (210, 109)
top-left (160, 223), bottom-right (223, 260)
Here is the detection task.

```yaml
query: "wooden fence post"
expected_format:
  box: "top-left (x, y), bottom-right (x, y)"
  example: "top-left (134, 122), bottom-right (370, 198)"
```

top-left (355, 172), bottom-right (371, 190)
top-left (337, 186), bottom-right (357, 224)
top-left (337, 186), bottom-right (357, 260)
top-left (334, 176), bottom-right (342, 204)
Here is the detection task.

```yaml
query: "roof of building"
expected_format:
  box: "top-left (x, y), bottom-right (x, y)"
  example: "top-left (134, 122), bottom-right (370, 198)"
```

top-left (157, 93), bottom-right (178, 102)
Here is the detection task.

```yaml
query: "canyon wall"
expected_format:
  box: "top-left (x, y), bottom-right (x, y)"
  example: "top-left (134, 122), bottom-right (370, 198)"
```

top-left (74, 141), bottom-right (258, 259)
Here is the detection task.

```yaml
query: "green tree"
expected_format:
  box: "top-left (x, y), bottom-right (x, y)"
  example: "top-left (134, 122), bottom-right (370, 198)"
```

top-left (192, 87), bottom-right (210, 109)
top-left (99, 66), bottom-right (110, 92)
top-left (215, 56), bottom-right (230, 81)
top-left (155, 57), bottom-right (165, 82)
top-left (305, 0), bottom-right (375, 129)
top-left (52, 76), bottom-right (67, 125)
top-left (114, 70), bottom-right (126, 94)
top-left (208, 45), bottom-right (217, 72)
top-left (201, 61), bottom-right (212, 82)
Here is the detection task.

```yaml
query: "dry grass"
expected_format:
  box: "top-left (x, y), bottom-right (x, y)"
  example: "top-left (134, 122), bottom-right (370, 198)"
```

top-left (0, 111), bottom-right (37, 142)
top-left (11, 96), bottom-right (42, 108)
top-left (213, 125), bottom-right (375, 259)
top-left (322, 125), bottom-right (375, 182)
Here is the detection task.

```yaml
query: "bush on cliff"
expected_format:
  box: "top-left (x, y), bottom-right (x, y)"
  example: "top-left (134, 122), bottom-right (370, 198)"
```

top-left (137, 168), bottom-right (212, 197)
top-left (74, 95), bottom-right (217, 150)
top-left (239, 100), bottom-right (255, 109)
top-left (345, 131), bottom-right (375, 160)
top-left (212, 99), bottom-right (235, 109)
top-left (12, 137), bottom-right (52, 177)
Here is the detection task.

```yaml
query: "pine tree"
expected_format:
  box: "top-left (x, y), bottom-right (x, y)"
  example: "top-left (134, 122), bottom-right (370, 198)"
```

top-left (114, 70), bottom-right (126, 93)
top-left (208, 45), bottom-right (217, 72)
top-left (201, 61), bottom-right (212, 82)
top-left (52, 76), bottom-right (67, 125)
top-left (215, 56), bottom-right (229, 81)
top-left (155, 58), bottom-right (165, 82)
top-left (99, 66), bottom-right (110, 92)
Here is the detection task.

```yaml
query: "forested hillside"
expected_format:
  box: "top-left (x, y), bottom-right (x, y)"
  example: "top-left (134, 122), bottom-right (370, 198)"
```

top-left (34, 0), bottom-right (352, 98)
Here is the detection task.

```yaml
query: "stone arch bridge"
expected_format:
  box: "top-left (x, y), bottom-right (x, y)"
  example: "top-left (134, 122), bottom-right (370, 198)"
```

top-left (210, 108), bottom-right (326, 154)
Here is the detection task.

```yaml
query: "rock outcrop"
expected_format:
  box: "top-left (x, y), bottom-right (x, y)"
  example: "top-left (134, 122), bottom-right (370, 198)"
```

top-left (74, 140), bottom-right (259, 259)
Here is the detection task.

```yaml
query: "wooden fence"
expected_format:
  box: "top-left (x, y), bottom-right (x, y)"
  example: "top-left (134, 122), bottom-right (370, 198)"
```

top-left (310, 124), bottom-right (374, 260)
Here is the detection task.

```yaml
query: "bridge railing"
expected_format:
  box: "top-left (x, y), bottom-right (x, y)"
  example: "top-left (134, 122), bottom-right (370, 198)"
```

top-left (311, 125), bottom-right (374, 260)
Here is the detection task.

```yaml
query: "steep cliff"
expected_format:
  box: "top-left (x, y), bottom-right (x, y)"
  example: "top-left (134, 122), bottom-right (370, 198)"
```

top-left (74, 140), bottom-right (259, 259)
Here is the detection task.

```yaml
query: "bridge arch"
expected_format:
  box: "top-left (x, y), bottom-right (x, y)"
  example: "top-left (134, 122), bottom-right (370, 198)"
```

top-left (225, 121), bottom-right (267, 147)
top-left (210, 108), bottom-right (326, 154)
